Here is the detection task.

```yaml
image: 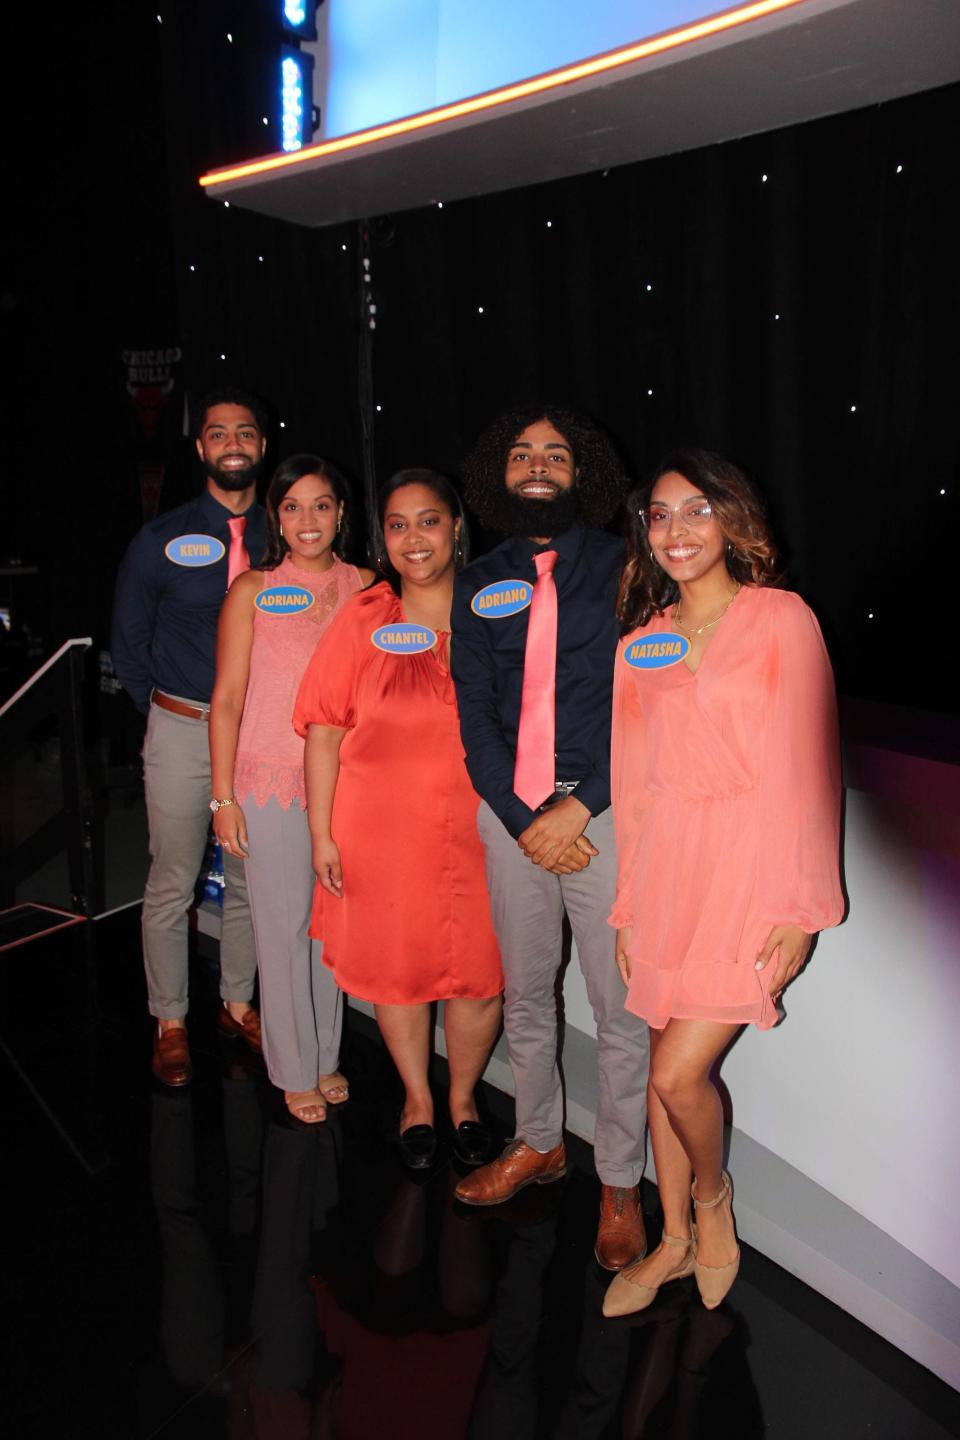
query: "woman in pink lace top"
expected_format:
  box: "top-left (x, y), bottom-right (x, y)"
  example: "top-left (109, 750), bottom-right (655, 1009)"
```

top-left (210, 455), bottom-right (373, 1123)
top-left (603, 450), bottom-right (843, 1320)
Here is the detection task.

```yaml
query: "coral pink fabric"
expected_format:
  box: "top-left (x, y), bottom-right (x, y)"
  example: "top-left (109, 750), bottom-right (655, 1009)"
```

top-left (292, 583), bottom-right (502, 1006)
top-left (610, 585), bottom-right (843, 1031)
top-left (234, 554), bottom-right (364, 809)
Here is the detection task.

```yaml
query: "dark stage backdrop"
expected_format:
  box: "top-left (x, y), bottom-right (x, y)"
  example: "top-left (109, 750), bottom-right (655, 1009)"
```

top-left (4, 4), bottom-right (957, 716)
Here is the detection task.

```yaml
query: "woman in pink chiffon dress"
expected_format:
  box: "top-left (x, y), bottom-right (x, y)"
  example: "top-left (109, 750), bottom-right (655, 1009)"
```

top-left (603, 449), bottom-right (843, 1319)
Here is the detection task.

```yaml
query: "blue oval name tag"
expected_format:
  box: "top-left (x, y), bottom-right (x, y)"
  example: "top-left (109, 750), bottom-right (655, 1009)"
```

top-left (164, 533), bottom-right (225, 567)
top-left (471, 579), bottom-right (534, 618)
top-left (255, 585), bottom-right (315, 616)
top-left (371, 624), bottom-right (437, 654)
top-left (623, 631), bottom-right (690, 670)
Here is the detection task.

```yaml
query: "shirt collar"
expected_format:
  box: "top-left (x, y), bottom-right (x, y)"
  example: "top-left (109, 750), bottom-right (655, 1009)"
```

top-left (508, 521), bottom-right (587, 569)
top-left (198, 487), bottom-right (258, 528)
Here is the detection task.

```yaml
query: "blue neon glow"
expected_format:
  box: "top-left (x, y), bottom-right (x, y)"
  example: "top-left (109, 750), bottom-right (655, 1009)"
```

top-left (284, 1), bottom-right (308, 25)
top-left (281, 53), bottom-right (306, 152)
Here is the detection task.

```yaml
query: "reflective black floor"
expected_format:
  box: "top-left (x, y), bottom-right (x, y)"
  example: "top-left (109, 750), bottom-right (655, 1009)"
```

top-left (5, 911), bottom-right (959, 1439)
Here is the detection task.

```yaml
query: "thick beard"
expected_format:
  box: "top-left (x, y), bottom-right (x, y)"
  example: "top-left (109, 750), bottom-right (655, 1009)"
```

top-left (203, 455), bottom-right (264, 492)
top-left (488, 486), bottom-right (582, 539)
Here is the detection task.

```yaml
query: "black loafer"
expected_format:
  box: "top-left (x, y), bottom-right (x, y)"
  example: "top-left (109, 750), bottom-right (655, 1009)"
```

top-left (398, 1123), bottom-right (438, 1171)
top-left (453, 1120), bottom-right (496, 1167)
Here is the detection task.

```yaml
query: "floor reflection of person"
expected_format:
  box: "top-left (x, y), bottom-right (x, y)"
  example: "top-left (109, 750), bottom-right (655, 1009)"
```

top-left (604, 450), bottom-right (843, 1318)
top-left (293, 470), bottom-right (503, 1171)
top-left (209, 456), bottom-right (373, 1124)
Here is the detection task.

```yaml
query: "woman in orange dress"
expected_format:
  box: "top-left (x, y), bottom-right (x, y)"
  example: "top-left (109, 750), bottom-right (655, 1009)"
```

top-left (292, 469), bottom-right (503, 1171)
top-left (603, 449), bottom-right (843, 1318)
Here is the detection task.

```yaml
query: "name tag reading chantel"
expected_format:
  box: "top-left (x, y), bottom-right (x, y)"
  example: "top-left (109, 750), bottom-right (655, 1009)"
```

top-left (371, 624), bottom-right (437, 654)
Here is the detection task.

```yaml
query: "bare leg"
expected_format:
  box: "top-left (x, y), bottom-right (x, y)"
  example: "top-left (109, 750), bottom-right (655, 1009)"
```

top-left (375, 1002), bottom-right (434, 1130)
top-left (444, 995), bottom-right (502, 1126)
top-left (650, 1018), bottom-right (740, 1269)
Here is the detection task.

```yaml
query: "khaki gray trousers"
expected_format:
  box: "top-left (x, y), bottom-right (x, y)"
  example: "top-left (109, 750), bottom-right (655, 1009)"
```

top-left (142, 701), bottom-right (257, 1019)
top-left (243, 796), bottom-right (343, 1093)
top-left (477, 801), bottom-right (649, 1187)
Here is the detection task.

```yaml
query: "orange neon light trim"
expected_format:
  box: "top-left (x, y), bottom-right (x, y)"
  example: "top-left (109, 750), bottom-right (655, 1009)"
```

top-left (200, 0), bottom-right (810, 189)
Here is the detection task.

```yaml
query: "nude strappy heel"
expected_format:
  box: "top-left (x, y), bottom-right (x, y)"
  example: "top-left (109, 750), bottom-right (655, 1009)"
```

top-left (692, 1170), bottom-right (740, 1309)
top-left (602, 1232), bottom-right (696, 1318)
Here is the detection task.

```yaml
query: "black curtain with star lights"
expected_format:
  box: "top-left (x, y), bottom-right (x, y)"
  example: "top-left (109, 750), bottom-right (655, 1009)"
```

top-left (4, 2), bottom-right (957, 715)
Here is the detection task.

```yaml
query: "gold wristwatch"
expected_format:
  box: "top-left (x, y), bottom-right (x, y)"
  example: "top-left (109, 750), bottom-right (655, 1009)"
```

top-left (209, 796), bottom-right (236, 814)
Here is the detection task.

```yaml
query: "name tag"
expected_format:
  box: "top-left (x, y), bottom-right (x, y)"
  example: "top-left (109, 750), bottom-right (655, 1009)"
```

top-left (255, 585), bottom-right (315, 616)
top-left (623, 632), bottom-right (690, 670)
top-left (165, 534), bottom-right (225, 567)
top-left (470, 579), bottom-right (533, 618)
top-left (371, 624), bottom-right (436, 654)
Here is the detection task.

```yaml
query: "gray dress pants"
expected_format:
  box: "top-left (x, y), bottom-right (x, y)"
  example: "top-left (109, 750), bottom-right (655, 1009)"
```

top-left (243, 796), bottom-right (343, 1093)
top-left (477, 801), bottom-right (649, 1187)
top-left (142, 701), bottom-right (257, 1019)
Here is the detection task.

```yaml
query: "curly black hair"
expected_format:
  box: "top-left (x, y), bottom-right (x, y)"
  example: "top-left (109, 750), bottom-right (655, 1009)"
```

top-left (461, 404), bottom-right (630, 532)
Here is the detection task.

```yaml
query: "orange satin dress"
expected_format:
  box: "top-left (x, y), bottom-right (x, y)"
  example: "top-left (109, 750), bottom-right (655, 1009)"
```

top-left (610, 585), bottom-right (844, 1031)
top-left (292, 583), bottom-right (502, 1005)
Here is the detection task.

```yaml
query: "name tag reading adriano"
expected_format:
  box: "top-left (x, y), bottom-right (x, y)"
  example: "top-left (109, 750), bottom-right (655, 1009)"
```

top-left (470, 579), bottom-right (533, 618)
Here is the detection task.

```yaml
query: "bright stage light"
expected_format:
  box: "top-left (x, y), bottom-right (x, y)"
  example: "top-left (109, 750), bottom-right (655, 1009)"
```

top-left (281, 48), bottom-right (314, 152)
top-left (282, 0), bottom-right (317, 41)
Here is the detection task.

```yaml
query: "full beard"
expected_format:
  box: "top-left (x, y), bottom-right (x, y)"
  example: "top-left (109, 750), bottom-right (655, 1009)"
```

top-left (488, 486), bottom-right (582, 538)
top-left (203, 455), bottom-right (264, 492)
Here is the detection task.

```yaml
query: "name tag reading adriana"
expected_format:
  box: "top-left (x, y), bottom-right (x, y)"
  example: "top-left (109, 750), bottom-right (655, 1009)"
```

top-left (371, 624), bottom-right (437, 654)
top-left (623, 632), bottom-right (690, 670)
top-left (255, 585), bottom-right (315, 616)
top-left (165, 534), bottom-right (226, 566)
top-left (470, 579), bottom-right (533, 618)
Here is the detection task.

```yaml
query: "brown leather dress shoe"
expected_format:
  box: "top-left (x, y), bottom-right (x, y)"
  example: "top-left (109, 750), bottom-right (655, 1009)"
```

top-left (152, 1025), bottom-right (192, 1087)
top-left (454, 1139), bottom-right (566, 1206)
top-left (216, 1004), bottom-right (262, 1052)
top-left (594, 1184), bottom-right (647, 1271)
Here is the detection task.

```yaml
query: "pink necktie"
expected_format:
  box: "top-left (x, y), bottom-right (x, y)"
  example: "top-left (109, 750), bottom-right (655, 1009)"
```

top-left (513, 549), bottom-right (558, 810)
top-left (227, 515), bottom-right (250, 587)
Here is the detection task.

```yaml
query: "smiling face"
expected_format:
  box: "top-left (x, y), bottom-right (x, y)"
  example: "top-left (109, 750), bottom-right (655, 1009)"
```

top-left (277, 473), bottom-right (342, 569)
top-left (647, 470), bottom-right (727, 585)
top-left (196, 404), bottom-right (266, 493)
top-left (502, 417), bottom-right (580, 540)
top-left (382, 482), bottom-right (460, 588)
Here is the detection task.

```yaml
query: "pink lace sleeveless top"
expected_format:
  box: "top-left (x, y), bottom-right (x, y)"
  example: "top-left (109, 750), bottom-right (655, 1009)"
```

top-left (235, 553), bottom-right (364, 808)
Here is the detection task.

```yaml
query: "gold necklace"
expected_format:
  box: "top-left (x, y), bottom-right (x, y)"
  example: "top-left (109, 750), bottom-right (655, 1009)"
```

top-left (674, 584), bottom-right (741, 637)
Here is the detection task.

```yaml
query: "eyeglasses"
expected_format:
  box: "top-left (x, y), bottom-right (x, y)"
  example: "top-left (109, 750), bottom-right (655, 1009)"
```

top-left (639, 498), bottom-right (713, 530)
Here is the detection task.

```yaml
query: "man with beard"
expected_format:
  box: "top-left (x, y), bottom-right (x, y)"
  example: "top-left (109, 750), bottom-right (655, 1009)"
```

top-left (112, 387), bottom-right (268, 1085)
top-left (450, 406), bottom-right (650, 1272)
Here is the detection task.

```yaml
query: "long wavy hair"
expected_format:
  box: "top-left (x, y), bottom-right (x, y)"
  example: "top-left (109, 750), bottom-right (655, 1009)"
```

top-left (261, 454), bottom-right (355, 571)
top-left (461, 404), bottom-right (630, 531)
top-left (617, 449), bottom-right (782, 632)
top-left (373, 468), bottom-right (470, 594)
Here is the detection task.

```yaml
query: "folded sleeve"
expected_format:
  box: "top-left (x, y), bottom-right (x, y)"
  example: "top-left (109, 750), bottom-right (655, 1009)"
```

top-left (607, 643), bottom-right (653, 928)
top-left (756, 593), bottom-right (844, 934)
top-left (292, 600), bottom-right (366, 736)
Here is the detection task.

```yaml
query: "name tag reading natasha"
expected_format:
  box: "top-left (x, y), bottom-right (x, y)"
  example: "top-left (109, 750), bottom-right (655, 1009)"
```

top-left (623, 632), bottom-right (690, 670)
top-left (255, 585), bottom-right (315, 616)
top-left (165, 534), bottom-right (226, 566)
top-left (470, 579), bottom-right (533, 618)
top-left (371, 624), bottom-right (437, 654)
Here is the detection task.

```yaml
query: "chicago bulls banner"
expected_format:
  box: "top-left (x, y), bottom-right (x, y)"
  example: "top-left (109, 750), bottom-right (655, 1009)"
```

top-left (121, 345), bottom-right (184, 520)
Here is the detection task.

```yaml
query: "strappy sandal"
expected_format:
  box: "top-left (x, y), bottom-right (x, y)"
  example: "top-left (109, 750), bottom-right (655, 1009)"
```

top-left (318, 1072), bottom-right (350, 1105)
top-left (602, 1233), bottom-right (696, 1317)
top-left (692, 1170), bottom-right (740, 1309)
top-left (285, 1089), bottom-right (328, 1125)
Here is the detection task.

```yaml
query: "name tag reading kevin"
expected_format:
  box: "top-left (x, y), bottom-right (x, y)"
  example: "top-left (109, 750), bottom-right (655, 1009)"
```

top-left (470, 579), bottom-right (533, 618)
top-left (371, 624), bottom-right (437, 654)
top-left (165, 534), bottom-right (225, 566)
top-left (623, 632), bottom-right (690, 670)
top-left (255, 585), bottom-right (315, 616)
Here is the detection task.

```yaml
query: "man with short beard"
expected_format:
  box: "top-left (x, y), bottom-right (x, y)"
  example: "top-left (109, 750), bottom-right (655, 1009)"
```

top-left (450, 405), bottom-right (650, 1272)
top-left (112, 387), bottom-right (268, 1085)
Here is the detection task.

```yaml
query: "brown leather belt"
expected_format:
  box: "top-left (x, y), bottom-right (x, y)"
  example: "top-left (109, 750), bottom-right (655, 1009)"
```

top-left (151, 689), bottom-right (210, 722)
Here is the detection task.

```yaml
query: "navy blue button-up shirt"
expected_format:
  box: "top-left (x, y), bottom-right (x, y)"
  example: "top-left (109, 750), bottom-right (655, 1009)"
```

top-left (111, 489), bottom-right (267, 713)
top-left (451, 522), bottom-right (623, 839)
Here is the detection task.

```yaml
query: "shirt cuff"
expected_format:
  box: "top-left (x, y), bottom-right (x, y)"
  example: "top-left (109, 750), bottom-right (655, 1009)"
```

top-left (498, 796), bottom-right (539, 840)
top-left (573, 774), bottom-right (610, 819)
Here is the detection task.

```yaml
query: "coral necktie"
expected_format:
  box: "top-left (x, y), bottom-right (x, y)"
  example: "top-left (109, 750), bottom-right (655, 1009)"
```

top-left (513, 549), bottom-right (558, 810)
top-left (227, 515), bottom-right (250, 588)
